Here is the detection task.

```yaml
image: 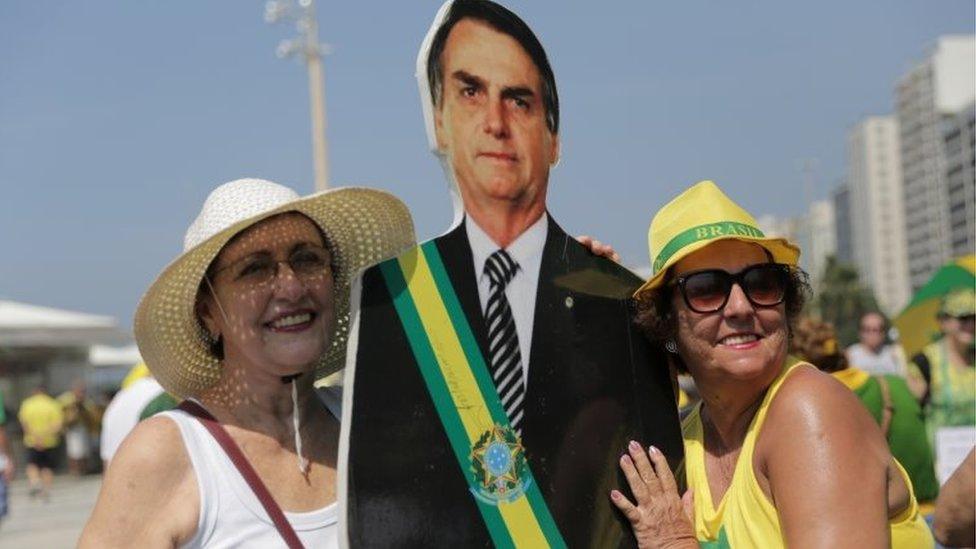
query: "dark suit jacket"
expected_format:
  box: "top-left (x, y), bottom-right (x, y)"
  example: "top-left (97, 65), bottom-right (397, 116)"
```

top-left (344, 216), bottom-right (683, 548)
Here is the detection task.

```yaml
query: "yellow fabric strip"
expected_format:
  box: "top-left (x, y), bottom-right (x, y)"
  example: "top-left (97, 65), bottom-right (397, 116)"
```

top-left (831, 367), bottom-right (871, 391)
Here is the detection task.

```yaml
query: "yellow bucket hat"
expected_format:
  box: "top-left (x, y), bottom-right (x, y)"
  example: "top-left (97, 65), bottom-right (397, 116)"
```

top-left (634, 180), bottom-right (800, 297)
top-left (940, 288), bottom-right (976, 317)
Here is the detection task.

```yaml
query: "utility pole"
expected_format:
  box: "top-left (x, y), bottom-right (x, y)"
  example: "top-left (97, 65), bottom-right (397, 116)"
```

top-left (799, 158), bottom-right (819, 210)
top-left (266, 0), bottom-right (331, 191)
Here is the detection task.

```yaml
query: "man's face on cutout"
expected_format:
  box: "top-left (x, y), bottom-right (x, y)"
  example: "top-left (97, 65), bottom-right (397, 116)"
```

top-left (433, 18), bottom-right (559, 216)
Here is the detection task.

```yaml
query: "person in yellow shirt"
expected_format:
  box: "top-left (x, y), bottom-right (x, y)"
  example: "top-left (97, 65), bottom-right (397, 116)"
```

top-left (611, 181), bottom-right (932, 548)
top-left (18, 386), bottom-right (64, 500)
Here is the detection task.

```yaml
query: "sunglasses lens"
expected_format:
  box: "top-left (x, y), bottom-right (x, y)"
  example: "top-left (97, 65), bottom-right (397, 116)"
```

top-left (743, 265), bottom-right (787, 306)
top-left (683, 271), bottom-right (730, 312)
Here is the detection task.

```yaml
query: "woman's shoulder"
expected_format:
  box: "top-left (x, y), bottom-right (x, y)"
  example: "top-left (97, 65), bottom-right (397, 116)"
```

top-left (80, 415), bottom-right (199, 547)
top-left (775, 362), bottom-right (860, 407)
top-left (762, 363), bottom-right (879, 438)
top-left (110, 413), bottom-right (192, 478)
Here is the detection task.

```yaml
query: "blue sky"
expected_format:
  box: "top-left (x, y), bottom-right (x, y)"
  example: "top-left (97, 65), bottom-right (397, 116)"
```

top-left (1, 1), bottom-right (973, 328)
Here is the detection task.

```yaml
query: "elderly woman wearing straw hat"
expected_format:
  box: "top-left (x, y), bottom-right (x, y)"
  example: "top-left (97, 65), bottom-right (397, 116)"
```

top-left (609, 181), bottom-right (933, 548)
top-left (80, 179), bottom-right (414, 548)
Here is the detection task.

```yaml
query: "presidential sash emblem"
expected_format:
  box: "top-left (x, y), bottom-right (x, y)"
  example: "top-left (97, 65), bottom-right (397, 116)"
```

top-left (470, 424), bottom-right (531, 505)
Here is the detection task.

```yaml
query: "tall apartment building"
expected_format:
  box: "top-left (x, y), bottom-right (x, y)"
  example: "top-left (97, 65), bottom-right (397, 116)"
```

top-left (805, 200), bottom-right (837, 290)
top-left (757, 201), bottom-right (836, 291)
top-left (944, 102), bottom-right (975, 257)
top-left (832, 183), bottom-right (853, 265)
top-left (847, 116), bottom-right (911, 315)
top-left (896, 35), bottom-right (976, 290)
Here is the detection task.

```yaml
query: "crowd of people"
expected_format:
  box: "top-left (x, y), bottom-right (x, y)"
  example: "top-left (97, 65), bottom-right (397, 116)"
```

top-left (3, 0), bottom-right (974, 546)
top-left (0, 364), bottom-right (182, 522)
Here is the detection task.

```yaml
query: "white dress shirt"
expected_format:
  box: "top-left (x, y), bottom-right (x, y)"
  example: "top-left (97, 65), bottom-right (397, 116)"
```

top-left (465, 213), bottom-right (548, 386)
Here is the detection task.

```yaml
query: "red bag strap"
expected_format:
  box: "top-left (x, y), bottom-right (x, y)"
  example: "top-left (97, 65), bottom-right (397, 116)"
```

top-left (178, 400), bottom-right (305, 549)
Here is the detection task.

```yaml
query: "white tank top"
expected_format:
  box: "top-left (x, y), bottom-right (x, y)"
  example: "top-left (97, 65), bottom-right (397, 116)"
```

top-left (159, 403), bottom-right (339, 549)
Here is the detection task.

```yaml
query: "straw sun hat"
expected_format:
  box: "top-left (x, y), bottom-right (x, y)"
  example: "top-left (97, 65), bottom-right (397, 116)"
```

top-left (134, 178), bottom-right (416, 399)
top-left (634, 180), bottom-right (800, 297)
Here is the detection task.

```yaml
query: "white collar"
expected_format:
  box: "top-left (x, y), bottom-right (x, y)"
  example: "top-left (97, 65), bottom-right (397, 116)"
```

top-left (465, 212), bottom-right (548, 276)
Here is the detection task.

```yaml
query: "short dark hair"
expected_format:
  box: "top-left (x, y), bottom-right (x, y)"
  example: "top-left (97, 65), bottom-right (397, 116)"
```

top-left (426, 0), bottom-right (559, 134)
top-left (859, 311), bottom-right (887, 328)
top-left (633, 265), bottom-right (810, 373)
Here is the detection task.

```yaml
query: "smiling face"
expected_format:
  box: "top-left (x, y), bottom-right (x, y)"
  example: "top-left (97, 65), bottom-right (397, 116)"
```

top-left (941, 314), bottom-right (976, 351)
top-left (197, 213), bottom-right (336, 377)
top-left (670, 240), bottom-right (789, 388)
top-left (433, 18), bottom-right (559, 220)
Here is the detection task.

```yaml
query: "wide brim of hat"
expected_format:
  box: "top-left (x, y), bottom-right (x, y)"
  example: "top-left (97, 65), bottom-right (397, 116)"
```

top-left (134, 187), bottom-right (415, 399)
top-left (633, 235), bottom-right (800, 298)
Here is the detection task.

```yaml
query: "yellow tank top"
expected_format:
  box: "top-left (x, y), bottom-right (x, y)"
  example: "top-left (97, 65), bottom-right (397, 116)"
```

top-left (682, 361), bottom-right (934, 548)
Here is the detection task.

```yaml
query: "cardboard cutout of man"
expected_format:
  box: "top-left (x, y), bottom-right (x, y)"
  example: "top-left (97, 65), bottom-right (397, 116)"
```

top-left (339, 1), bottom-right (683, 546)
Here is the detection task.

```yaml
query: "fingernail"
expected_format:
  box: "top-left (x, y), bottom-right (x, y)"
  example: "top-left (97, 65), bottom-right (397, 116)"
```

top-left (610, 490), bottom-right (621, 500)
top-left (628, 440), bottom-right (640, 451)
top-left (649, 445), bottom-right (660, 455)
top-left (620, 454), bottom-right (631, 465)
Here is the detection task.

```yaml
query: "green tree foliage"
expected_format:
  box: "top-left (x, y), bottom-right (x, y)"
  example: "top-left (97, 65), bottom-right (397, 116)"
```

top-left (812, 256), bottom-right (880, 347)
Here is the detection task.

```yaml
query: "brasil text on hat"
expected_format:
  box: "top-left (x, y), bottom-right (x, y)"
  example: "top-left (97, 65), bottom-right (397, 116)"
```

top-left (134, 178), bottom-right (416, 399)
top-left (634, 180), bottom-right (800, 297)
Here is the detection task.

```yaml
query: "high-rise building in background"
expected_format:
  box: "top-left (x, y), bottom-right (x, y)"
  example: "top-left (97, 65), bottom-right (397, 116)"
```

top-left (896, 35), bottom-right (976, 291)
top-left (832, 183), bottom-right (853, 265)
top-left (943, 101), bottom-right (975, 258)
top-left (758, 200), bottom-right (836, 291)
top-left (847, 116), bottom-right (911, 315)
top-left (804, 200), bottom-right (837, 289)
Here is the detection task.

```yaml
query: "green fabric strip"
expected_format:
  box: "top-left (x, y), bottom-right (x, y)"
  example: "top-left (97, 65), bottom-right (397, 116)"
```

top-left (421, 242), bottom-right (567, 548)
top-left (654, 221), bottom-right (765, 273)
top-left (379, 257), bottom-right (515, 548)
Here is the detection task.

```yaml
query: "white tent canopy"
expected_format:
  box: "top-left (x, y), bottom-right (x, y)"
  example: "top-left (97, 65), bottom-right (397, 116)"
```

top-left (0, 300), bottom-right (128, 347)
top-left (89, 343), bottom-right (142, 367)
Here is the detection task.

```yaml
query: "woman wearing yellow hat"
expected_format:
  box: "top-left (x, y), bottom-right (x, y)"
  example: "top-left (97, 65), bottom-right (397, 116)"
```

top-left (609, 181), bottom-right (932, 547)
top-left (907, 288), bottom-right (976, 448)
top-left (80, 179), bottom-right (414, 547)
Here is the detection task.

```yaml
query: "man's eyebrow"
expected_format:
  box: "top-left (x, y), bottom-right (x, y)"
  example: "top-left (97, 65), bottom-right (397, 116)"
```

top-left (501, 86), bottom-right (535, 100)
top-left (451, 70), bottom-right (485, 88)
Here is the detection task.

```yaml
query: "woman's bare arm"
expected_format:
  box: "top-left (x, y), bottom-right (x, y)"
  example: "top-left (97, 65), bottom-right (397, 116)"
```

top-left (79, 416), bottom-right (199, 548)
top-left (760, 367), bottom-right (891, 549)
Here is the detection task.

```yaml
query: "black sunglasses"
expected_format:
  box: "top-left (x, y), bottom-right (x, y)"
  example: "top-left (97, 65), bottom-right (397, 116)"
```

top-left (670, 263), bottom-right (791, 314)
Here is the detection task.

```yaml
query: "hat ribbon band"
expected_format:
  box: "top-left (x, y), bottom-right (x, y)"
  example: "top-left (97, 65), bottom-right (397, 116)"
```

top-left (653, 221), bottom-right (765, 274)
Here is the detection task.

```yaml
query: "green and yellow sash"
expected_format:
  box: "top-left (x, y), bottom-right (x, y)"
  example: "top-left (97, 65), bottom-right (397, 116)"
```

top-left (379, 242), bottom-right (566, 548)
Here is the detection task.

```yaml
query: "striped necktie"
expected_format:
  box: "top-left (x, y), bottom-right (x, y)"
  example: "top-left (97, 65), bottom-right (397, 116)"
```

top-left (484, 249), bottom-right (525, 434)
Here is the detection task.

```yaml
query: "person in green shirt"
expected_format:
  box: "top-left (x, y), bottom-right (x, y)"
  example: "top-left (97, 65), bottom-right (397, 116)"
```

top-left (792, 317), bottom-right (939, 507)
top-left (907, 288), bottom-right (976, 450)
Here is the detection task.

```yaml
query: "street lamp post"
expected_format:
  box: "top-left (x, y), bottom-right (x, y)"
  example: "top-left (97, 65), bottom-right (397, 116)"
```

top-left (266, 0), bottom-right (331, 191)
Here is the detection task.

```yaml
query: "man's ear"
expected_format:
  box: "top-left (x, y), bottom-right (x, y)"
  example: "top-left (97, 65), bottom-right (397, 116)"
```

top-left (549, 133), bottom-right (561, 167)
top-left (434, 104), bottom-right (448, 153)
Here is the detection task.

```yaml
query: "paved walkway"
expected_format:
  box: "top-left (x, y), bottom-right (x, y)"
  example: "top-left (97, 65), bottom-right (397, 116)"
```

top-left (0, 475), bottom-right (102, 548)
